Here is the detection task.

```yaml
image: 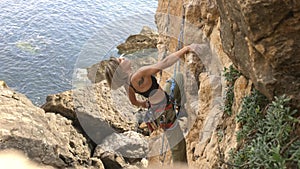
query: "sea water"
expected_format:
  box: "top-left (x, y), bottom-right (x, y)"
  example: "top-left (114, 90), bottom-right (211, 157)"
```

top-left (0, 0), bottom-right (158, 105)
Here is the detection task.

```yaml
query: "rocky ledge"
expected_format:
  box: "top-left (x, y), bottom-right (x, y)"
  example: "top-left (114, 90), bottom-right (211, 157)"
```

top-left (0, 80), bottom-right (153, 169)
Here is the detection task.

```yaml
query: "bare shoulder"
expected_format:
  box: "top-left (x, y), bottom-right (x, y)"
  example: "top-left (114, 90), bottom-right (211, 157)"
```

top-left (136, 64), bottom-right (160, 76)
top-left (130, 68), bottom-right (154, 90)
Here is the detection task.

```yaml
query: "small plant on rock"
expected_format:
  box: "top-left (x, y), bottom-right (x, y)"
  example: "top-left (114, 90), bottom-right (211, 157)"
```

top-left (223, 65), bottom-right (242, 116)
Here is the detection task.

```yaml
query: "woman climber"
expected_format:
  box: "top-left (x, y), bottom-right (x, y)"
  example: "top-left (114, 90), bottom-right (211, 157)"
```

top-left (105, 44), bottom-right (198, 164)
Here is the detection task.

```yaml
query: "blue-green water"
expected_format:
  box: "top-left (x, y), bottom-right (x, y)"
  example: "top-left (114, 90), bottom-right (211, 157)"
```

top-left (0, 0), bottom-right (158, 105)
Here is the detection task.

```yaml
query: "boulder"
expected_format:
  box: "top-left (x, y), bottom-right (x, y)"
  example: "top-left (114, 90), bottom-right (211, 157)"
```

top-left (94, 131), bottom-right (148, 169)
top-left (96, 131), bottom-right (148, 159)
top-left (117, 26), bottom-right (158, 54)
top-left (0, 81), bottom-right (101, 168)
top-left (86, 60), bottom-right (110, 84)
top-left (41, 90), bottom-right (75, 121)
top-left (73, 81), bottom-right (139, 145)
top-left (41, 81), bottom-right (139, 145)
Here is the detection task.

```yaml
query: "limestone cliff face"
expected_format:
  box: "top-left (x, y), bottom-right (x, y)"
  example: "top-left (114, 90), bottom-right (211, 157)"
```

top-left (216, 0), bottom-right (300, 109)
top-left (155, 0), bottom-right (300, 168)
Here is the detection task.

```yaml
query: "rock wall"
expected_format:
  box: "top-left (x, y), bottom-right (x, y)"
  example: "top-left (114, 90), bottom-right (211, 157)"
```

top-left (216, 0), bottom-right (300, 109)
top-left (155, 0), bottom-right (300, 168)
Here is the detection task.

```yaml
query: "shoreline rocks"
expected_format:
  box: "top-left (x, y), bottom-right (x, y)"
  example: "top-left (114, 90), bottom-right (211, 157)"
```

top-left (0, 81), bottom-right (97, 168)
top-left (0, 79), bottom-right (150, 169)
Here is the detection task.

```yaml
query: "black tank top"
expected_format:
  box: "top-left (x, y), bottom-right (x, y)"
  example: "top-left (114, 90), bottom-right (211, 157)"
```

top-left (130, 75), bottom-right (159, 98)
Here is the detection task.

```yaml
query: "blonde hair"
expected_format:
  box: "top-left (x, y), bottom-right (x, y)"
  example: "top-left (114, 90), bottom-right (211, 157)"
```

top-left (105, 57), bottom-right (129, 89)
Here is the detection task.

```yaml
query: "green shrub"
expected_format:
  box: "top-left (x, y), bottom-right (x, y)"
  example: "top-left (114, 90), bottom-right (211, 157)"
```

top-left (229, 92), bottom-right (300, 169)
top-left (223, 65), bottom-right (242, 116)
top-left (235, 89), bottom-right (267, 142)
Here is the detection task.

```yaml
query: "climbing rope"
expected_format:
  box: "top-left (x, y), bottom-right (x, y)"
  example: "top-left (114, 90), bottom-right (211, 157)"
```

top-left (158, 2), bottom-right (186, 166)
top-left (168, 4), bottom-right (186, 105)
top-left (159, 0), bottom-right (171, 83)
top-left (175, 4), bottom-right (186, 74)
top-left (160, 1), bottom-right (186, 82)
top-left (159, 115), bottom-right (168, 165)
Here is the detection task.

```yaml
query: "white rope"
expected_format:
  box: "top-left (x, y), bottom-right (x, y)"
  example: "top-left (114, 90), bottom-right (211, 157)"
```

top-left (158, 1), bottom-right (186, 166)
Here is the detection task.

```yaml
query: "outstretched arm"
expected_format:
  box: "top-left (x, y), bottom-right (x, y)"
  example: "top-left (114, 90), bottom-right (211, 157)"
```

top-left (138, 46), bottom-right (192, 76)
top-left (156, 46), bottom-right (191, 70)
